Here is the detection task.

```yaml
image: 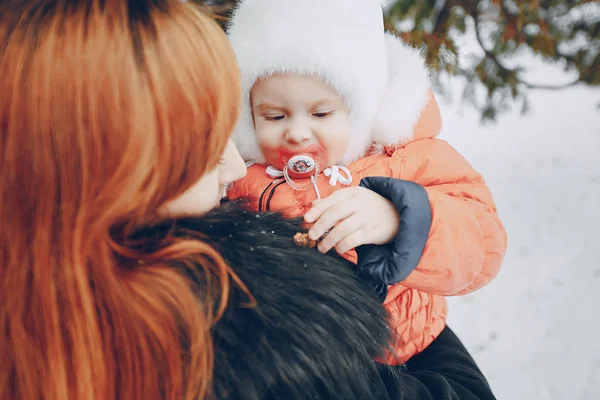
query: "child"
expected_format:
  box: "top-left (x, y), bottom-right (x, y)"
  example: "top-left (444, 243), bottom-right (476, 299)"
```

top-left (226, 0), bottom-right (507, 365)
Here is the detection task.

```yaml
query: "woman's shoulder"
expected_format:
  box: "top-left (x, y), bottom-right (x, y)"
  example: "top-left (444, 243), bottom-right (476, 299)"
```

top-left (135, 203), bottom-right (393, 399)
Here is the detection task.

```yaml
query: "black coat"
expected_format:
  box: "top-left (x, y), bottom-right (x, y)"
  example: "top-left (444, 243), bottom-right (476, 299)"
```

top-left (135, 203), bottom-right (496, 399)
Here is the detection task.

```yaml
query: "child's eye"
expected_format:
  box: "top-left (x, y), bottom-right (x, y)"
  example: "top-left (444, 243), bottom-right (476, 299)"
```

top-left (264, 115), bottom-right (284, 121)
top-left (313, 111), bottom-right (332, 118)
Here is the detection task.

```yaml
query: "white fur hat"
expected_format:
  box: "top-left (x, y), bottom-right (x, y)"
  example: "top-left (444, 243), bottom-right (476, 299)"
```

top-left (227, 0), bottom-right (431, 165)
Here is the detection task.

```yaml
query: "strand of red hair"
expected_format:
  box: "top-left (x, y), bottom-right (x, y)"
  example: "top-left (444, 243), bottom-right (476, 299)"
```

top-left (0, 1), bottom-right (246, 399)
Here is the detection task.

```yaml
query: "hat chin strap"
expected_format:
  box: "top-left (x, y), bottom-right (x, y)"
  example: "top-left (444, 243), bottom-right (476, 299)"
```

top-left (323, 165), bottom-right (352, 186)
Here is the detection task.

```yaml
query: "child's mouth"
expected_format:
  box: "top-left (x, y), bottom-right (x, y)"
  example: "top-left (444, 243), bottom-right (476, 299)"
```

top-left (279, 145), bottom-right (326, 179)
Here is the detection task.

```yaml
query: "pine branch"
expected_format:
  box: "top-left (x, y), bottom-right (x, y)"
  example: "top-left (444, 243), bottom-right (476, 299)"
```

top-left (432, 0), bottom-right (453, 36)
top-left (467, 4), bottom-right (584, 91)
top-left (523, 79), bottom-right (582, 90)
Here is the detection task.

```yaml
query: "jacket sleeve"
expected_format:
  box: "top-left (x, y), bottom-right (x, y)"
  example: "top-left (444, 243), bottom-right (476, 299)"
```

top-left (357, 138), bottom-right (507, 296)
top-left (377, 326), bottom-right (497, 399)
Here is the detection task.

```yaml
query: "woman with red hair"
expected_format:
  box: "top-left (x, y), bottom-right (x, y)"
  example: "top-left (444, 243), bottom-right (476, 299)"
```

top-left (0, 1), bottom-right (496, 399)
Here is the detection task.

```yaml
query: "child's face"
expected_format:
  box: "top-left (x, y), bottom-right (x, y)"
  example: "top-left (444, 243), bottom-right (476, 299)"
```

top-left (250, 74), bottom-right (350, 170)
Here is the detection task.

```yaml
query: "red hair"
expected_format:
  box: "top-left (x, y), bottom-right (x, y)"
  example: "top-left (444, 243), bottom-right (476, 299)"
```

top-left (0, 1), bottom-right (243, 399)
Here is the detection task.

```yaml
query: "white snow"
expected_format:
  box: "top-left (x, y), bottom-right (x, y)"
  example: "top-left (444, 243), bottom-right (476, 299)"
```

top-left (438, 61), bottom-right (600, 399)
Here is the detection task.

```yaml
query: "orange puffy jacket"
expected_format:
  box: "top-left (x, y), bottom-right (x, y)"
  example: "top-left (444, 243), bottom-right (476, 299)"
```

top-left (228, 94), bottom-right (507, 364)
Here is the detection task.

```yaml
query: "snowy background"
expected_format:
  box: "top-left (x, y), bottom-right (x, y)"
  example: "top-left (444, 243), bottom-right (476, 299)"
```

top-left (437, 32), bottom-right (600, 400)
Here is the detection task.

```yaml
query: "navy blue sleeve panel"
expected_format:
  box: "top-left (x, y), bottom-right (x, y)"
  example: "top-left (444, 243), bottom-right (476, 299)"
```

top-left (357, 176), bottom-right (432, 285)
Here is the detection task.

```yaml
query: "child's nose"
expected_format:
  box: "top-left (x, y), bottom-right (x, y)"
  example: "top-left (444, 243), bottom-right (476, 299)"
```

top-left (285, 120), bottom-right (311, 143)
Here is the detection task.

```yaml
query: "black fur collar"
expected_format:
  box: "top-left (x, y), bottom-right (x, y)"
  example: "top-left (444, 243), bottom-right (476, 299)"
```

top-left (134, 203), bottom-right (395, 399)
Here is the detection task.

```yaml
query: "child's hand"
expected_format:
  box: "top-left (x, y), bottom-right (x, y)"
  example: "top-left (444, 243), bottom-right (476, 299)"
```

top-left (304, 187), bottom-right (400, 254)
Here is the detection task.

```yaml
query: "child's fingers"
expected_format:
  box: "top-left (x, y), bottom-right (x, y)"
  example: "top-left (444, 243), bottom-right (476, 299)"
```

top-left (334, 229), bottom-right (365, 255)
top-left (308, 200), bottom-right (354, 241)
top-left (316, 214), bottom-right (363, 253)
top-left (304, 189), bottom-right (351, 223)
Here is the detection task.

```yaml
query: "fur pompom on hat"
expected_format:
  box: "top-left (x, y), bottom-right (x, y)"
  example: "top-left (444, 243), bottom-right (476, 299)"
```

top-left (228, 0), bottom-right (432, 165)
